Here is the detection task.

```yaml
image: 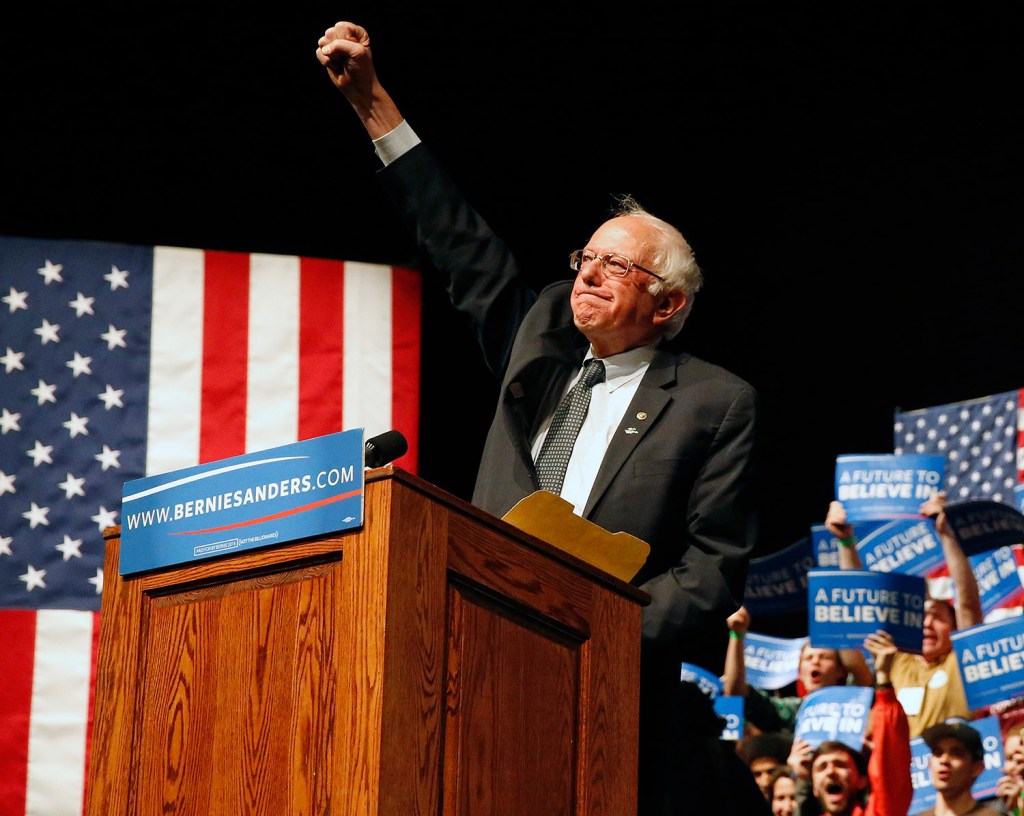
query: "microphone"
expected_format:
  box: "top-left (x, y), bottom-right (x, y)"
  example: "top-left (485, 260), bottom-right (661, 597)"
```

top-left (364, 429), bottom-right (408, 468)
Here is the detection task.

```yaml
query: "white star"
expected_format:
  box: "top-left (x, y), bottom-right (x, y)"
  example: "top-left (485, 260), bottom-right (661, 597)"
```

top-left (22, 501), bottom-right (50, 528)
top-left (100, 323), bottom-right (127, 350)
top-left (97, 384), bottom-right (124, 410)
top-left (26, 440), bottom-right (54, 466)
top-left (0, 470), bottom-right (16, 496)
top-left (30, 379), bottom-right (58, 405)
top-left (3, 287), bottom-right (28, 313)
top-left (89, 568), bottom-right (104, 595)
top-left (34, 318), bottom-right (61, 344)
top-left (58, 472), bottom-right (86, 499)
top-left (56, 534), bottom-right (83, 560)
top-left (105, 265), bottom-right (130, 290)
top-left (95, 445), bottom-right (121, 471)
top-left (66, 351), bottom-right (93, 377)
top-left (0, 534), bottom-right (12, 556)
top-left (68, 291), bottom-right (96, 317)
top-left (63, 412), bottom-right (90, 438)
top-left (91, 505), bottom-right (118, 532)
top-left (37, 259), bottom-right (64, 284)
top-left (19, 564), bottom-right (47, 591)
top-left (2, 347), bottom-right (26, 373)
top-left (0, 408), bottom-right (21, 434)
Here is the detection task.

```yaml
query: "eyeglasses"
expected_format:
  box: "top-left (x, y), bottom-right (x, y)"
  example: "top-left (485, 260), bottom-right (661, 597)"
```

top-left (569, 249), bottom-right (664, 281)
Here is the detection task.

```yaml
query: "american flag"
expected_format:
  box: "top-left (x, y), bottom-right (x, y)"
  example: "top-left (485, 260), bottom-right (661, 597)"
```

top-left (0, 234), bottom-right (421, 815)
top-left (893, 389), bottom-right (1024, 505)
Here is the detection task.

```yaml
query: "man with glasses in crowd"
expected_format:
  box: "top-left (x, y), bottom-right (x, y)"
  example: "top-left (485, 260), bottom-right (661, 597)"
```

top-left (316, 20), bottom-right (760, 813)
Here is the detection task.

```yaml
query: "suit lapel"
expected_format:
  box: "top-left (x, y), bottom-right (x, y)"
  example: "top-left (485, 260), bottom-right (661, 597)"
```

top-left (583, 349), bottom-right (679, 517)
top-left (503, 324), bottom-right (587, 481)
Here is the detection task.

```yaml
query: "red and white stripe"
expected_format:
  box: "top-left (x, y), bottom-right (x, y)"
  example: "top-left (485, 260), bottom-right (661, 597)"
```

top-left (146, 248), bottom-right (420, 475)
top-left (0, 610), bottom-right (98, 816)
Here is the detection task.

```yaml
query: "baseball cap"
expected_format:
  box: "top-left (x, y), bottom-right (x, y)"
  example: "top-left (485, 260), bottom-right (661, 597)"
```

top-left (922, 721), bottom-right (984, 761)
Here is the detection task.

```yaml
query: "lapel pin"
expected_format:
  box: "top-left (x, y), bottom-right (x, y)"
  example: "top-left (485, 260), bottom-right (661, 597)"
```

top-left (636, 411), bottom-right (648, 420)
top-left (625, 427), bottom-right (638, 435)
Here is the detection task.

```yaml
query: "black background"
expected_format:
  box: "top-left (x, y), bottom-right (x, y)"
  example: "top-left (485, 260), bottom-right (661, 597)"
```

top-left (4, 5), bottom-right (1021, 565)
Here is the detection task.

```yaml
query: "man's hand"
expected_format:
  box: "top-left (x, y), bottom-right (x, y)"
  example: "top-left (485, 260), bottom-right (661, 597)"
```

top-left (727, 605), bottom-right (750, 636)
top-left (996, 775), bottom-right (1022, 810)
top-left (788, 736), bottom-right (813, 780)
top-left (863, 630), bottom-right (897, 684)
top-left (825, 500), bottom-right (853, 540)
top-left (920, 490), bottom-right (950, 536)
top-left (314, 21), bottom-right (404, 140)
top-left (316, 21), bottom-right (373, 93)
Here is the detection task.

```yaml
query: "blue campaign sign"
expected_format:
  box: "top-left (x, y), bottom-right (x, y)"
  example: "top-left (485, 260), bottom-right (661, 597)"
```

top-left (744, 536), bottom-right (817, 616)
top-left (969, 546), bottom-right (1024, 618)
top-left (793, 685), bottom-right (874, 750)
top-left (908, 715), bottom-right (1005, 813)
top-left (743, 632), bottom-right (808, 691)
top-left (680, 662), bottom-right (723, 700)
top-left (908, 736), bottom-right (935, 813)
top-left (713, 695), bottom-right (744, 741)
top-left (811, 521), bottom-right (888, 568)
top-left (943, 500), bottom-right (1024, 557)
top-left (856, 518), bottom-right (944, 577)
top-left (808, 569), bottom-right (926, 653)
top-left (835, 453), bottom-right (945, 522)
top-left (120, 429), bottom-right (365, 575)
top-left (951, 615), bottom-right (1024, 710)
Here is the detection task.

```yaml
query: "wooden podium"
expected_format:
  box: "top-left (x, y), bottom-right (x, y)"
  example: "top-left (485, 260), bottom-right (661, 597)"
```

top-left (86, 467), bottom-right (648, 815)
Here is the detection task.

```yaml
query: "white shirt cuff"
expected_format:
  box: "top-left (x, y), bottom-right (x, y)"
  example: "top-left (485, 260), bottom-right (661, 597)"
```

top-left (372, 120), bottom-right (421, 166)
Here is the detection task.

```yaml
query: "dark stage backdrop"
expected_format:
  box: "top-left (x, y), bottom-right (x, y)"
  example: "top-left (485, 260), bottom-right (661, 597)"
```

top-left (3, 5), bottom-right (1021, 566)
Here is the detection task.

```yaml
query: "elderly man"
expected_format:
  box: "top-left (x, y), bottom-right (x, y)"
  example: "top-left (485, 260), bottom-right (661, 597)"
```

top-left (316, 20), bottom-right (760, 813)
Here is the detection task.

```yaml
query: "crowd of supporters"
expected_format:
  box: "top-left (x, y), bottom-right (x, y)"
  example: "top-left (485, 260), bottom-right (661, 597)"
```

top-left (686, 494), bottom-right (1024, 816)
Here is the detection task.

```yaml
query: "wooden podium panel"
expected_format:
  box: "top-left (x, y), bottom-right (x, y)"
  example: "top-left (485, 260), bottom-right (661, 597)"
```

top-left (86, 468), bottom-right (647, 816)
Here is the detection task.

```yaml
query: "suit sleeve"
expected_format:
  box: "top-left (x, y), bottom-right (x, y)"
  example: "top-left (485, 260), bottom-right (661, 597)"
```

top-left (377, 143), bottom-right (537, 378)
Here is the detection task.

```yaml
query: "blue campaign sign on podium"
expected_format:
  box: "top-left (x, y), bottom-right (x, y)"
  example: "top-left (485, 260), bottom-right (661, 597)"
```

top-left (119, 429), bottom-right (365, 575)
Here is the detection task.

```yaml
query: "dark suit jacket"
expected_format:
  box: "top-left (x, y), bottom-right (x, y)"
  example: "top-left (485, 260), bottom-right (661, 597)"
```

top-left (378, 143), bottom-right (759, 811)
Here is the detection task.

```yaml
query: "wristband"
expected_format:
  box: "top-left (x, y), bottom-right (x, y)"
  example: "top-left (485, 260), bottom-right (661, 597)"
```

top-left (838, 536), bottom-right (856, 548)
top-left (729, 630), bottom-right (744, 640)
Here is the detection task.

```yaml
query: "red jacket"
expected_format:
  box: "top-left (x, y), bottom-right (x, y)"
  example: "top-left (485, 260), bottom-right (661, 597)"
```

top-left (855, 686), bottom-right (913, 816)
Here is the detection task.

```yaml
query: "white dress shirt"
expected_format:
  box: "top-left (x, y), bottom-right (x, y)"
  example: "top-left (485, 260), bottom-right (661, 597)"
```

top-left (531, 346), bottom-right (655, 515)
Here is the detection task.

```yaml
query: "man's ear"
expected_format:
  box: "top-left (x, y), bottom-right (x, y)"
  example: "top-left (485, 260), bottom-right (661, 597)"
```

top-left (653, 289), bottom-right (687, 324)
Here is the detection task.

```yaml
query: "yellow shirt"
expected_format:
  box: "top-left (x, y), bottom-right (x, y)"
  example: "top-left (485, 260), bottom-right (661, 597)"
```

top-left (890, 649), bottom-right (969, 738)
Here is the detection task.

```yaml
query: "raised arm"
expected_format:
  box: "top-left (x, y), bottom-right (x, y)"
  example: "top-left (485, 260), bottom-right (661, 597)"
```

top-left (316, 21), bottom-right (404, 139)
top-left (722, 605), bottom-right (749, 697)
top-left (920, 491), bottom-right (984, 628)
top-left (824, 501), bottom-right (876, 685)
top-left (825, 500), bottom-right (863, 570)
